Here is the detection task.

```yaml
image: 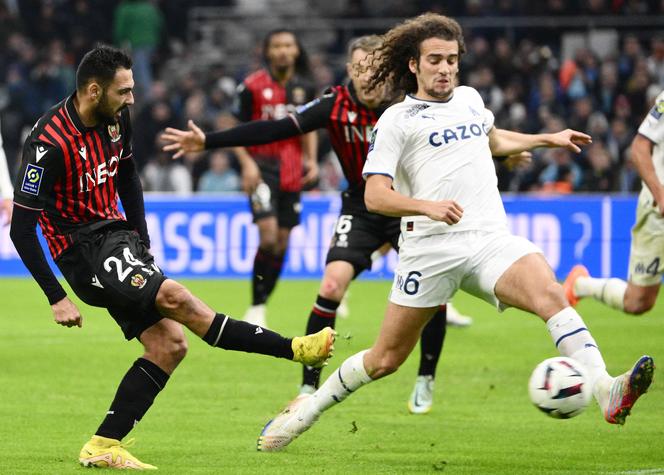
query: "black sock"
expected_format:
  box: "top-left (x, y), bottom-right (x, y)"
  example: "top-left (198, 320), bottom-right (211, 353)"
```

top-left (252, 248), bottom-right (273, 305)
top-left (96, 358), bottom-right (169, 440)
top-left (418, 305), bottom-right (447, 378)
top-left (203, 313), bottom-right (293, 359)
top-left (302, 295), bottom-right (339, 388)
top-left (262, 252), bottom-right (285, 302)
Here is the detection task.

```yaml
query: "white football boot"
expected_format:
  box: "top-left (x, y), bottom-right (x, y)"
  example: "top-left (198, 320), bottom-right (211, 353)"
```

top-left (408, 375), bottom-right (435, 414)
top-left (257, 394), bottom-right (319, 451)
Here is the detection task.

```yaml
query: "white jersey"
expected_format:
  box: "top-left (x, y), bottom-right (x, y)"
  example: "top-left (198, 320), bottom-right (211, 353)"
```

top-left (637, 90), bottom-right (664, 205)
top-left (363, 86), bottom-right (506, 236)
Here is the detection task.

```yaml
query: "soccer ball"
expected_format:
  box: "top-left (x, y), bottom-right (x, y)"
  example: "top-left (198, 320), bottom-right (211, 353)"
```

top-left (528, 356), bottom-right (592, 419)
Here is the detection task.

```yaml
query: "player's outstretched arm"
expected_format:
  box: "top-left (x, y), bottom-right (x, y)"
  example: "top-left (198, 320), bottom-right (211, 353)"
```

top-left (162, 116), bottom-right (306, 159)
top-left (488, 127), bottom-right (592, 156)
top-left (364, 174), bottom-right (463, 224)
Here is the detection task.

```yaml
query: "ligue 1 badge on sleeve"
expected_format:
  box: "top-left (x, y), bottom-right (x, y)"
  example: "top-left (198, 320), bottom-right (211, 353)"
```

top-left (108, 123), bottom-right (122, 142)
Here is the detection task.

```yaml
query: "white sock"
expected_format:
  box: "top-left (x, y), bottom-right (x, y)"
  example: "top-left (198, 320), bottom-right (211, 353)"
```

top-left (575, 276), bottom-right (626, 311)
top-left (546, 307), bottom-right (612, 402)
top-left (311, 350), bottom-right (372, 413)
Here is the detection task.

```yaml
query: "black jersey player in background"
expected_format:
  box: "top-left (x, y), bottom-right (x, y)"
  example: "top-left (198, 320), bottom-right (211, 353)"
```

top-left (233, 29), bottom-right (318, 329)
top-left (162, 36), bottom-right (529, 415)
top-left (10, 45), bottom-right (335, 470)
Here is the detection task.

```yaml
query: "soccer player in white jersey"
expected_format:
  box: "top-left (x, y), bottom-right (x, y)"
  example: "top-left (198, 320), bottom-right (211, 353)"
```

top-left (256, 13), bottom-right (655, 452)
top-left (564, 91), bottom-right (664, 315)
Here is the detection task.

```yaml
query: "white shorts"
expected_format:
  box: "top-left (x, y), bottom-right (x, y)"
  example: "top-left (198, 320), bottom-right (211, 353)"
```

top-left (389, 230), bottom-right (542, 310)
top-left (628, 199), bottom-right (664, 286)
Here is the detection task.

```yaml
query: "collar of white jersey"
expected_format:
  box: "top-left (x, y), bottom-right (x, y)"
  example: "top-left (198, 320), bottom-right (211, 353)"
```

top-left (405, 93), bottom-right (454, 104)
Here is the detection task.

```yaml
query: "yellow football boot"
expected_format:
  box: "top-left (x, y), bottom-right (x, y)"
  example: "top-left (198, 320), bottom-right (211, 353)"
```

top-left (79, 435), bottom-right (157, 470)
top-left (291, 327), bottom-right (336, 368)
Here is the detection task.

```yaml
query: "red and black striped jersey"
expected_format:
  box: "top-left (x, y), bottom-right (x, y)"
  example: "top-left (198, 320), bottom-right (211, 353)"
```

top-left (233, 69), bottom-right (315, 192)
top-left (13, 93), bottom-right (131, 259)
top-left (292, 83), bottom-right (387, 209)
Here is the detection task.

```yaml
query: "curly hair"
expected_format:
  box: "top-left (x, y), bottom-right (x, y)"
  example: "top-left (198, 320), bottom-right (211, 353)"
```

top-left (368, 13), bottom-right (466, 95)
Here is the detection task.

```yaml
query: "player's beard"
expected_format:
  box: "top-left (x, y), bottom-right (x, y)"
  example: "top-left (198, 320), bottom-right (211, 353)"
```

top-left (95, 93), bottom-right (125, 125)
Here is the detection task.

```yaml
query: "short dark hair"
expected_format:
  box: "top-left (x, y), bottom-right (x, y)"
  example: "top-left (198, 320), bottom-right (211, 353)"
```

top-left (262, 29), bottom-right (311, 78)
top-left (76, 44), bottom-right (133, 91)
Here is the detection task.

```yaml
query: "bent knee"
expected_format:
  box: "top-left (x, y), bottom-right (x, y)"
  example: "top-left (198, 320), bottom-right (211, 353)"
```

top-left (156, 281), bottom-right (193, 312)
top-left (624, 297), bottom-right (656, 315)
top-left (319, 277), bottom-right (348, 301)
top-left (368, 353), bottom-right (403, 379)
top-left (144, 333), bottom-right (188, 367)
top-left (533, 281), bottom-right (568, 316)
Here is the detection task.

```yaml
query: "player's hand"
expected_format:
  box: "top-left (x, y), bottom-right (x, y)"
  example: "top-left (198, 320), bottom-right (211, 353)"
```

top-left (241, 160), bottom-right (262, 194)
top-left (653, 187), bottom-right (664, 217)
top-left (423, 200), bottom-right (463, 225)
top-left (0, 198), bottom-right (13, 226)
top-left (302, 159), bottom-right (319, 187)
top-left (161, 120), bottom-right (206, 158)
top-left (51, 297), bottom-right (83, 328)
top-left (549, 129), bottom-right (592, 153)
top-left (503, 151), bottom-right (532, 171)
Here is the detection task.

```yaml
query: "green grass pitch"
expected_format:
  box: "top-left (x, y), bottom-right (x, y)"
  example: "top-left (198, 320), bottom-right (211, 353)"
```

top-left (1, 277), bottom-right (662, 474)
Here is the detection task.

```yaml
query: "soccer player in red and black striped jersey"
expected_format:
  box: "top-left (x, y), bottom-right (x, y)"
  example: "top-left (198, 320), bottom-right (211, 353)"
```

top-left (233, 29), bottom-right (318, 328)
top-left (163, 36), bottom-right (457, 414)
top-left (10, 45), bottom-right (335, 469)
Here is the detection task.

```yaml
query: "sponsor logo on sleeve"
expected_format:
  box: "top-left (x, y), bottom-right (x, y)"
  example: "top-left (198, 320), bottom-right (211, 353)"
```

top-left (649, 100), bottom-right (664, 120)
top-left (368, 127), bottom-right (378, 153)
top-left (21, 164), bottom-right (44, 196)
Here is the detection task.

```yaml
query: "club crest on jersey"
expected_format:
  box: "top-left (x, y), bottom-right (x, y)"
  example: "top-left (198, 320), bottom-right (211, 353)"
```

top-left (130, 274), bottom-right (147, 289)
top-left (262, 88), bottom-right (274, 100)
top-left (21, 164), bottom-right (44, 196)
top-left (108, 123), bottom-right (122, 142)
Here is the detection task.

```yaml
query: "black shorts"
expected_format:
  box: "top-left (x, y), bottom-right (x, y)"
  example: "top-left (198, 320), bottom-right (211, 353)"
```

top-left (56, 222), bottom-right (166, 340)
top-left (326, 197), bottom-right (401, 276)
top-left (250, 162), bottom-right (301, 229)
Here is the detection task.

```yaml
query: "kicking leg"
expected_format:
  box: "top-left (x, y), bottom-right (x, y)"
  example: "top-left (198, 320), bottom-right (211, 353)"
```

top-left (258, 303), bottom-right (436, 451)
top-left (495, 253), bottom-right (655, 425)
top-left (155, 279), bottom-right (335, 367)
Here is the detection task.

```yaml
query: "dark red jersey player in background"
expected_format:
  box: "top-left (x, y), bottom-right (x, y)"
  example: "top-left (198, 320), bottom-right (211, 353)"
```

top-left (233, 29), bottom-right (318, 328)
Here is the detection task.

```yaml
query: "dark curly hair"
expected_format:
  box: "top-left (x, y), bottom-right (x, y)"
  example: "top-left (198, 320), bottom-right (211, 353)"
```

top-left (76, 44), bottom-right (132, 91)
top-left (368, 13), bottom-right (466, 95)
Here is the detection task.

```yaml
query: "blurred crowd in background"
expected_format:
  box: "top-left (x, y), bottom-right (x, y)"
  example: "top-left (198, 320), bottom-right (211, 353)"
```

top-left (1, 0), bottom-right (664, 194)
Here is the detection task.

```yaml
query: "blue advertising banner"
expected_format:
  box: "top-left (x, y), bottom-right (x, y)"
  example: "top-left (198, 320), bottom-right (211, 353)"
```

top-left (0, 194), bottom-right (637, 280)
